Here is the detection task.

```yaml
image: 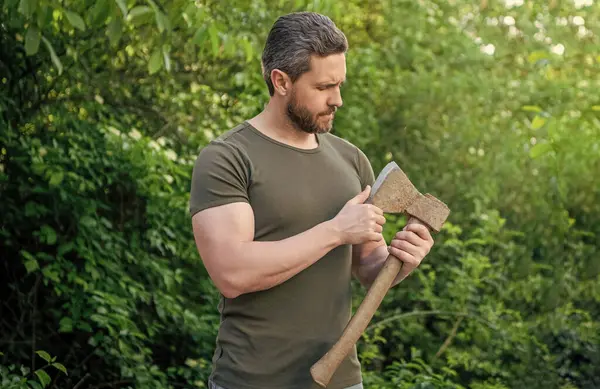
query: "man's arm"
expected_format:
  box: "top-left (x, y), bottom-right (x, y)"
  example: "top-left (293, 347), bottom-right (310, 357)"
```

top-left (192, 202), bottom-right (342, 299)
top-left (352, 223), bottom-right (435, 289)
top-left (192, 186), bottom-right (384, 299)
top-left (352, 239), bottom-right (389, 289)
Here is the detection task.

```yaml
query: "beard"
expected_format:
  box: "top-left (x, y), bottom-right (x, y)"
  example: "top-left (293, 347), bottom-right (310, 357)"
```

top-left (286, 91), bottom-right (336, 134)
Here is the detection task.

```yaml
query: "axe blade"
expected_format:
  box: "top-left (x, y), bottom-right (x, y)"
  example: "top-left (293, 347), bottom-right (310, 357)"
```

top-left (368, 161), bottom-right (398, 202)
top-left (367, 161), bottom-right (420, 213)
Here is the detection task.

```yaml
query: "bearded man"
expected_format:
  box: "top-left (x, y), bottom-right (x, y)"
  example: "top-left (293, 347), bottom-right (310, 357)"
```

top-left (189, 11), bottom-right (434, 389)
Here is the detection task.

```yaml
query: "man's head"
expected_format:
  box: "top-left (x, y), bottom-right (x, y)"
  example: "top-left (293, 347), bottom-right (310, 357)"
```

top-left (262, 12), bottom-right (348, 134)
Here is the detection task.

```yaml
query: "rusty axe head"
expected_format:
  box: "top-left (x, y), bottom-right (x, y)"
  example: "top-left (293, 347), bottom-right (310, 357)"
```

top-left (367, 161), bottom-right (450, 232)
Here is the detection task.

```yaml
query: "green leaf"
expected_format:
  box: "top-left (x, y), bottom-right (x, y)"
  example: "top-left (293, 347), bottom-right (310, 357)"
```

top-left (522, 105), bottom-right (542, 113)
top-left (107, 17), bottom-right (123, 47)
top-left (21, 250), bottom-right (36, 261)
top-left (34, 369), bottom-right (51, 387)
top-left (148, 48), bottom-right (163, 74)
top-left (36, 5), bottom-right (50, 28)
top-left (155, 10), bottom-right (167, 33)
top-left (127, 6), bottom-right (152, 20)
top-left (29, 381), bottom-right (43, 389)
top-left (41, 36), bottom-right (63, 75)
top-left (90, 0), bottom-right (110, 25)
top-left (114, 0), bottom-right (128, 17)
top-left (242, 38), bottom-right (253, 63)
top-left (208, 24), bottom-right (219, 57)
top-left (18, 0), bottom-right (37, 17)
top-left (57, 242), bottom-right (75, 256)
top-left (42, 267), bottom-right (60, 283)
top-left (58, 317), bottom-right (73, 333)
top-left (193, 27), bottom-right (207, 46)
top-left (24, 258), bottom-right (39, 273)
top-left (41, 225), bottom-right (57, 245)
top-left (35, 351), bottom-right (52, 362)
top-left (531, 116), bottom-right (546, 130)
top-left (530, 142), bottom-right (552, 159)
top-left (528, 51), bottom-right (549, 65)
top-left (547, 120), bottom-right (559, 141)
top-left (592, 105), bottom-right (600, 111)
top-left (52, 363), bottom-right (67, 375)
top-left (80, 216), bottom-right (97, 227)
top-left (65, 11), bottom-right (86, 31)
top-left (162, 47), bottom-right (171, 72)
top-left (49, 171), bottom-right (64, 186)
top-left (25, 26), bottom-right (41, 56)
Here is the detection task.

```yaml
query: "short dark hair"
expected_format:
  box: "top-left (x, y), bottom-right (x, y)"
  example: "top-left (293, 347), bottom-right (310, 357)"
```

top-left (261, 12), bottom-right (348, 96)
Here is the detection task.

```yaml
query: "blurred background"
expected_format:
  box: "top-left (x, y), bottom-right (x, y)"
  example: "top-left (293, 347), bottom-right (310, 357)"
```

top-left (1, 0), bottom-right (599, 388)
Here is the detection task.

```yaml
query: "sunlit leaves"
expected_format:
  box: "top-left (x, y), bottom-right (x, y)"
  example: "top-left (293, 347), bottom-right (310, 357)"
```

top-left (127, 5), bottom-right (152, 21)
top-left (148, 47), bottom-right (163, 74)
top-left (41, 36), bottom-right (62, 75)
top-left (107, 16), bottom-right (123, 46)
top-left (25, 25), bottom-right (41, 55)
top-left (34, 369), bottom-right (51, 387)
top-left (64, 10), bottom-right (85, 31)
top-left (115, 0), bottom-right (128, 17)
top-left (531, 115), bottom-right (546, 130)
top-left (529, 142), bottom-right (553, 159)
top-left (35, 351), bottom-right (52, 363)
top-left (18, 0), bottom-right (37, 18)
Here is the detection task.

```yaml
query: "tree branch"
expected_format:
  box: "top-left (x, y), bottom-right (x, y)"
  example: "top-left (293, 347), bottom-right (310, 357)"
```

top-left (365, 310), bottom-right (496, 333)
top-left (88, 380), bottom-right (134, 389)
top-left (31, 274), bottom-right (41, 372)
top-left (73, 373), bottom-right (91, 389)
top-left (434, 315), bottom-right (464, 358)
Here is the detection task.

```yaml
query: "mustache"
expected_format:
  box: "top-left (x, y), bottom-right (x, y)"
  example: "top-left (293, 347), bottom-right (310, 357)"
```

top-left (319, 108), bottom-right (337, 116)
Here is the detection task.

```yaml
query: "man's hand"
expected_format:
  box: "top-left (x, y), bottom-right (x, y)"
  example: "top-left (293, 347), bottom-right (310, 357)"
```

top-left (388, 222), bottom-right (434, 283)
top-left (331, 185), bottom-right (386, 245)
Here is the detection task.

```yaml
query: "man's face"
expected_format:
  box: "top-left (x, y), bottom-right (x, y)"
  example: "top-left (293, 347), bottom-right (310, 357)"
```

top-left (285, 53), bottom-right (346, 134)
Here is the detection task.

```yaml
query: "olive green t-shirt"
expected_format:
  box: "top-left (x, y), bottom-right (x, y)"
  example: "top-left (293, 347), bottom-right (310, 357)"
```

top-left (189, 121), bottom-right (375, 389)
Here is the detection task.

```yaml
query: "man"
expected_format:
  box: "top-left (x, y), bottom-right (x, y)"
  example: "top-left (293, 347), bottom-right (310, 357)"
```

top-left (189, 12), bottom-right (434, 389)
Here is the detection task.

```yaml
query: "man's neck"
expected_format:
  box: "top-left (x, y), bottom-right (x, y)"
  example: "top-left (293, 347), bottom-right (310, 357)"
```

top-left (247, 100), bottom-right (318, 150)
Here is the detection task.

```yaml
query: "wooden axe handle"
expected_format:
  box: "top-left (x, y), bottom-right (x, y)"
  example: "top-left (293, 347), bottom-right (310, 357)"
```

top-left (310, 217), bottom-right (426, 387)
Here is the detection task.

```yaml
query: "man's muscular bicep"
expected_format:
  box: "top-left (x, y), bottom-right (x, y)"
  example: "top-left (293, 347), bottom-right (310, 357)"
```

top-left (191, 202), bottom-right (254, 291)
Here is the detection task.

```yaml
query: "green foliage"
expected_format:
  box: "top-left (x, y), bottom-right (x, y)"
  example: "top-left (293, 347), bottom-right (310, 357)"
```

top-left (1, 106), bottom-right (221, 386)
top-left (1, 350), bottom-right (67, 389)
top-left (1, 0), bottom-right (599, 388)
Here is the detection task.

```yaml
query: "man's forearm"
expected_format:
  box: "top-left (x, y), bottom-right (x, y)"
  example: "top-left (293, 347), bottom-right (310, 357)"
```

top-left (221, 220), bottom-right (342, 298)
top-left (355, 245), bottom-right (407, 289)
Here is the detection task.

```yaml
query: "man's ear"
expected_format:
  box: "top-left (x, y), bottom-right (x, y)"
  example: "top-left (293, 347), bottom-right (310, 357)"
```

top-left (271, 69), bottom-right (291, 96)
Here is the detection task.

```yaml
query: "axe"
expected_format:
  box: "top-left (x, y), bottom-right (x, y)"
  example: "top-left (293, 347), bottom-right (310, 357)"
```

top-left (310, 161), bottom-right (450, 387)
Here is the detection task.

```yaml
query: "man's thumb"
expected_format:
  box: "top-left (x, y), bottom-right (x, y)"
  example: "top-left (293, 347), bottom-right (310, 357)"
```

top-left (349, 185), bottom-right (371, 204)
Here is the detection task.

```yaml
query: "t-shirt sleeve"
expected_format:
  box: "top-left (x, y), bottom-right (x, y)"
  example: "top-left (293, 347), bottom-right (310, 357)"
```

top-left (356, 148), bottom-right (375, 188)
top-left (189, 141), bottom-right (251, 217)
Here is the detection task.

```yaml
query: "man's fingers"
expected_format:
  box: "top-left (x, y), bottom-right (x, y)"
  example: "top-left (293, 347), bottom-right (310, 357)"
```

top-left (368, 204), bottom-right (384, 215)
top-left (348, 185), bottom-right (371, 204)
top-left (374, 214), bottom-right (386, 225)
top-left (391, 238), bottom-right (421, 257)
top-left (404, 223), bottom-right (434, 243)
top-left (388, 246), bottom-right (419, 266)
top-left (371, 232), bottom-right (385, 242)
top-left (395, 230), bottom-right (427, 247)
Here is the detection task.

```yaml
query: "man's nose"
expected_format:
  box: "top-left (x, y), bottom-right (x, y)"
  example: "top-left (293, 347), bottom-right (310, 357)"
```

top-left (329, 88), bottom-right (343, 108)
